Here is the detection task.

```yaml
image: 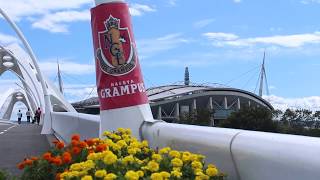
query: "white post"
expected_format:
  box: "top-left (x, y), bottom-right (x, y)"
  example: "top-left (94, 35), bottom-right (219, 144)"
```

top-left (0, 8), bottom-right (53, 134)
top-left (91, 0), bottom-right (153, 139)
top-left (224, 96), bottom-right (228, 109)
top-left (157, 106), bottom-right (162, 119)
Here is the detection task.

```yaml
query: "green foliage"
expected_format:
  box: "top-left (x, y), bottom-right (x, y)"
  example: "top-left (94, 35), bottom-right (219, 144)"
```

top-left (219, 107), bottom-right (279, 133)
top-left (0, 169), bottom-right (9, 180)
top-left (179, 109), bottom-right (213, 126)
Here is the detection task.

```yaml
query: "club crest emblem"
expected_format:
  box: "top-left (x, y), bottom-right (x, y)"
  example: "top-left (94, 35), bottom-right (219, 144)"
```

top-left (96, 15), bottom-right (136, 76)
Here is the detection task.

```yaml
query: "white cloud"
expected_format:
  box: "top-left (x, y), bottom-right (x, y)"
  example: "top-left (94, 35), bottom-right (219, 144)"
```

top-left (32, 10), bottom-right (90, 33)
top-left (0, 32), bottom-right (19, 45)
top-left (301, 0), bottom-right (320, 4)
top-left (137, 33), bottom-right (190, 59)
top-left (129, 4), bottom-right (156, 16)
top-left (63, 84), bottom-right (97, 103)
top-left (0, 0), bottom-right (155, 33)
top-left (203, 32), bottom-right (239, 41)
top-left (193, 18), bottom-right (215, 29)
top-left (39, 60), bottom-right (94, 76)
top-left (167, 0), bottom-right (177, 6)
top-left (233, 0), bottom-right (242, 3)
top-left (264, 95), bottom-right (320, 111)
top-left (203, 32), bottom-right (320, 48)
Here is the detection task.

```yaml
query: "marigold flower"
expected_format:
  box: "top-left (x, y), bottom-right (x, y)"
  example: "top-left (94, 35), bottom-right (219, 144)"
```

top-left (160, 171), bottom-right (170, 178)
top-left (30, 156), bottom-right (38, 161)
top-left (152, 154), bottom-right (162, 162)
top-left (125, 170), bottom-right (139, 180)
top-left (17, 162), bottom-right (25, 170)
top-left (86, 139), bottom-right (95, 146)
top-left (169, 150), bottom-right (181, 158)
top-left (171, 170), bottom-right (182, 178)
top-left (52, 140), bottom-right (59, 144)
top-left (103, 152), bottom-right (117, 165)
top-left (150, 173), bottom-right (162, 180)
top-left (55, 173), bottom-right (61, 180)
top-left (96, 144), bottom-right (107, 152)
top-left (147, 161), bottom-right (159, 172)
top-left (63, 152), bottom-right (72, 163)
top-left (43, 152), bottom-right (52, 160)
top-left (71, 140), bottom-right (79, 147)
top-left (206, 167), bottom-right (218, 177)
top-left (79, 141), bottom-right (87, 148)
top-left (56, 141), bottom-right (65, 149)
top-left (171, 158), bottom-right (183, 167)
top-left (72, 147), bottom-right (81, 155)
top-left (104, 173), bottom-right (117, 180)
top-left (71, 134), bottom-right (81, 141)
top-left (95, 169), bottom-right (107, 178)
top-left (191, 161), bottom-right (203, 169)
top-left (53, 156), bottom-right (63, 166)
top-left (25, 159), bottom-right (33, 166)
top-left (81, 175), bottom-right (93, 180)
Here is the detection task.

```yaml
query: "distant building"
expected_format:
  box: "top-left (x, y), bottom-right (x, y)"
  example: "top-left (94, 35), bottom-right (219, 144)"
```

top-left (72, 83), bottom-right (273, 125)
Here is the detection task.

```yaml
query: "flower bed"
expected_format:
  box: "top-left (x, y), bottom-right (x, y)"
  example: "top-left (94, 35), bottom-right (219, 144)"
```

top-left (18, 128), bottom-right (226, 180)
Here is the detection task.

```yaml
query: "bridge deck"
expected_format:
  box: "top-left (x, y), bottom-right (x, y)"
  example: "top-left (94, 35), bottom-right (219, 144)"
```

top-left (0, 122), bottom-right (51, 176)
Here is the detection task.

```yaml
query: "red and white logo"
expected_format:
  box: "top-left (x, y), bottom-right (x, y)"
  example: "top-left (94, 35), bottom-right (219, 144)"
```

top-left (96, 15), bottom-right (136, 76)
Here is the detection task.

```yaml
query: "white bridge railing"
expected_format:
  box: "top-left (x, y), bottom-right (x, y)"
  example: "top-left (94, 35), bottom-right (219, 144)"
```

top-left (51, 112), bottom-right (320, 180)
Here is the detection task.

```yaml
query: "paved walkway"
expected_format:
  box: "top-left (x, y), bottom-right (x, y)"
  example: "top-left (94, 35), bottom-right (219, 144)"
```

top-left (0, 122), bottom-right (51, 176)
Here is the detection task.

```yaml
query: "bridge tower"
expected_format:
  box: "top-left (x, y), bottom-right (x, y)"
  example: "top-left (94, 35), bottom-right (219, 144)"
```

top-left (258, 51), bottom-right (269, 97)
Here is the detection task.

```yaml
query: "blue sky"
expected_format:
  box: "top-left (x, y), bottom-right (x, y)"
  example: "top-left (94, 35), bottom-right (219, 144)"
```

top-left (1, 0), bottom-right (320, 110)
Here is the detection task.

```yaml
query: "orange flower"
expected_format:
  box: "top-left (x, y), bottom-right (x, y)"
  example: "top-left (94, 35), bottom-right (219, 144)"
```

top-left (62, 152), bottom-right (72, 164)
top-left (30, 156), bottom-right (38, 161)
top-left (96, 144), bottom-right (107, 152)
top-left (71, 134), bottom-right (80, 141)
top-left (55, 173), bottom-right (61, 180)
top-left (25, 159), bottom-right (33, 166)
top-left (88, 149), bottom-right (94, 154)
top-left (78, 141), bottom-right (87, 148)
top-left (52, 140), bottom-right (59, 144)
top-left (72, 147), bottom-right (81, 155)
top-left (56, 142), bottom-right (65, 149)
top-left (71, 140), bottom-right (79, 147)
top-left (86, 139), bottom-right (95, 146)
top-left (17, 162), bottom-right (25, 170)
top-left (52, 156), bottom-right (63, 166)
top-left (43, 152), bottom-right (52, 161)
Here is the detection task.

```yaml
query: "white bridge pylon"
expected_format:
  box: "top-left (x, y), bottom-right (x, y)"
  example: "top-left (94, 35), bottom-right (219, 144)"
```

top-left (0, 44), bottom-right (76, 126)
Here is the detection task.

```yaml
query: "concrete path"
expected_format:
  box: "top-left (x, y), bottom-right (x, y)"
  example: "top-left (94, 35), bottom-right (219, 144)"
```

top-left (0, 123), bottom-right (51, 176)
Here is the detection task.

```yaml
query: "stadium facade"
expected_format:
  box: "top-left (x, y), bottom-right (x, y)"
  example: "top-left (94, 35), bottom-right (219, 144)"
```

top-left (72, 68), bottom-right (273, 125)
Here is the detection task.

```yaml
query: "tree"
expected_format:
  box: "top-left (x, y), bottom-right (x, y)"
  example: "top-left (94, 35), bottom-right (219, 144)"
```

top-left (219, 107), bottom-right (279, 133)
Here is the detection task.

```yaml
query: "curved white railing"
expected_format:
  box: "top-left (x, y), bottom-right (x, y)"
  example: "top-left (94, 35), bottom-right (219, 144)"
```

top-left (51, 112), bottom-right (99, 143)
top-left (51, 112), bottom-right (320, 180)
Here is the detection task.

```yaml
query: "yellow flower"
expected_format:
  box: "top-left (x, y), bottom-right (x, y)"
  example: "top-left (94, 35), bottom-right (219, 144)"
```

top-left (117, 140), bottom-right (127, 148)
top-left (122, 155), bottom-right (135, 165)
top-left (117, 128), bottom-right (125, 133)
top-left (125, 170), bottom-right (140, 180)
top-left (169, 150), bottom-right (181, 158)
top-left (207, 163), bottom-right (217, 169)
top-left (128, 148), bottom-right (137, 155)
top-left (103, 131), bottom-right (111, 136)
top-left (160, 171), bottom-right (170, 178)
top-left (103, 152), bottom-right (117, 165)
top-left (104, 173), bottom-right (117, 180)
top-left (152, 154), bottom-right (162, 162)
top-left (182, 152), bottom-right (191, 162)
top-left (103, 173), bottom-right (117, 180)
top-left (147, 161), bottom-right (160, 172)
top-left (159, 147), bottom-right (171, 154)
top-left (137, 170), bottom-right (144, 177)
top-left (171, 170), bottom-right (182, 178)
top-left (142, 140), bottom-right (149, 147)
top-left (206, 167), bottom-right (218, 177)
top-left (81, 175), bottom-right (93, 180)
top-left (95, 170), bottom-right (107, 178)
top-left (125, 128), bottom-right (132, 135)
top-left (70, 163), bottom-right (81, 171)
top-left (150, 173), bottom-right (162, 180)
top-left (191, 161), bottom-right (203, 169)
top-left (171, 158), bottom-right (183, 167)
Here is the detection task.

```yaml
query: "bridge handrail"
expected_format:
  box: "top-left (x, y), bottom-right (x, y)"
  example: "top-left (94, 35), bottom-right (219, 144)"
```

top-left (51, 112), bottom-right (320, 180)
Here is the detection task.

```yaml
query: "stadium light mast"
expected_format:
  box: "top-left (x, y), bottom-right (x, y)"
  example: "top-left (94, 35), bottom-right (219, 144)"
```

top-left (57, 60), bottom-right (64, 95)
top-left (258, 51), bottom-right (269, 97)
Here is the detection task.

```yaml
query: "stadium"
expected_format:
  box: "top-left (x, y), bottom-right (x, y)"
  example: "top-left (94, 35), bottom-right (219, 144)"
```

top-left (72, 67), bottom-right (273, 125)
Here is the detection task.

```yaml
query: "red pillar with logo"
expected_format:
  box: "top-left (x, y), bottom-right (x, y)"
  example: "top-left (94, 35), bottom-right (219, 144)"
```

top-left (91, 0), bottom-right (154, 138)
